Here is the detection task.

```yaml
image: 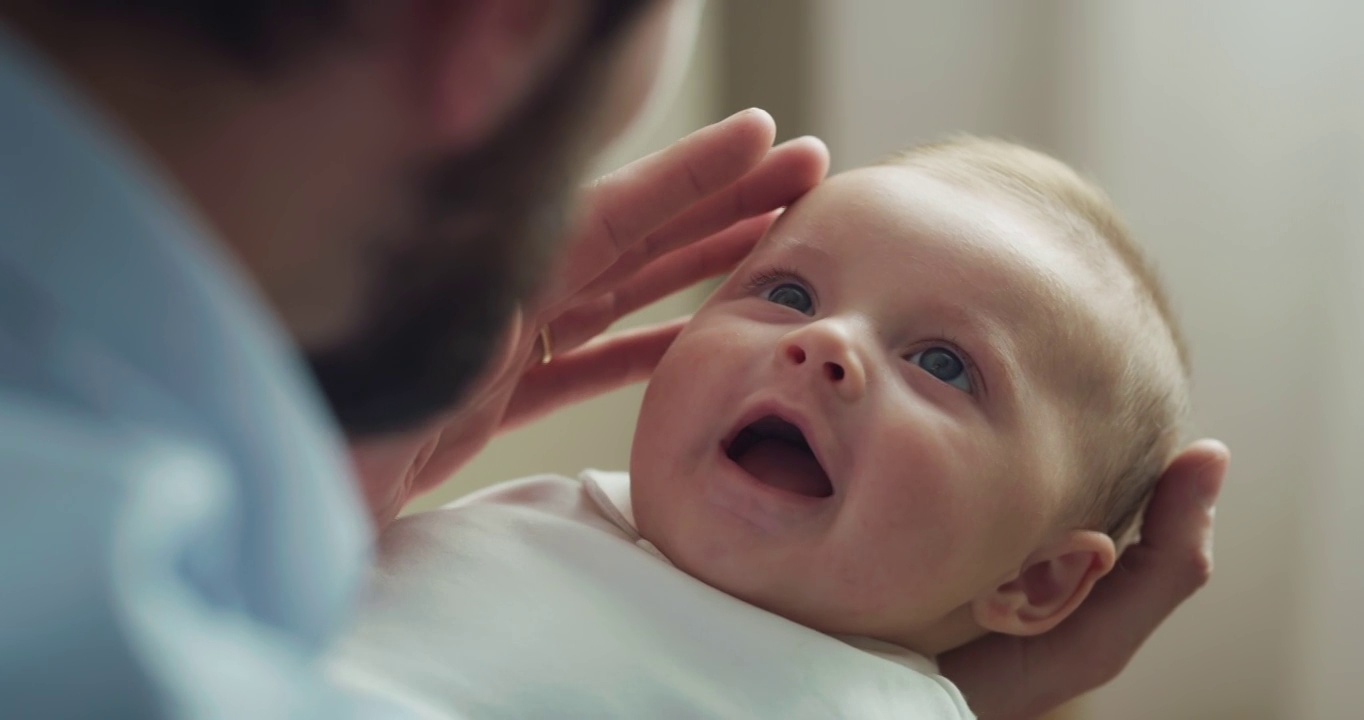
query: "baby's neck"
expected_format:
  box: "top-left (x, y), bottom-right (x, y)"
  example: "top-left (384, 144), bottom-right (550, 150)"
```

top-left (876, 604), bottom-right (990, 659)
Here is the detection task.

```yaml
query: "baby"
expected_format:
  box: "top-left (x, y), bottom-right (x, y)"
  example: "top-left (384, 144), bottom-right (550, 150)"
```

top-left (328, 137), bottom-right (1189, 719)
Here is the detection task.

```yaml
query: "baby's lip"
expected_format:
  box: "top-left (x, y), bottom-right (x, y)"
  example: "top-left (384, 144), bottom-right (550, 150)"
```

top-left (722, 398), bottom-right (839, 496)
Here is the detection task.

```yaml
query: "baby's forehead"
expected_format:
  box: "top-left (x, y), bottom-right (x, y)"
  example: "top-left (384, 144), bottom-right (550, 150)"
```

top-left (781, 165), bottom-right (1114, 306)
top-left (775, 164), bottom-right (1143, 390)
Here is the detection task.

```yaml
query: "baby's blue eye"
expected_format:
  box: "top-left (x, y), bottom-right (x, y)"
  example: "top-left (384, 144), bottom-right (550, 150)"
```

top-left (908, 347), bottom-right (972, 392)
top-left (764, 283), bottom-right (814, 315)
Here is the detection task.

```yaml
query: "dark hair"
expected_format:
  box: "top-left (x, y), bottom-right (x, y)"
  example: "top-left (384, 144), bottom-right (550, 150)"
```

top-left (301, 0), bottom-right (654, 436)
top-left (57, 0), bottom-right (650, 66)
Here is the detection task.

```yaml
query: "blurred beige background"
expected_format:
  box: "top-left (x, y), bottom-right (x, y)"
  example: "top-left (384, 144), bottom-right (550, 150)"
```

top-left (411, 2), bottom-right (1364, 718)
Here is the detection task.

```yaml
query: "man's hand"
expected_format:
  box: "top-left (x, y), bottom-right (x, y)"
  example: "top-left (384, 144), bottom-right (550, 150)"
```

top-left (351, 109), bottom-right (829, 526)
top-left (938, 439), bottom-right (1229, 719)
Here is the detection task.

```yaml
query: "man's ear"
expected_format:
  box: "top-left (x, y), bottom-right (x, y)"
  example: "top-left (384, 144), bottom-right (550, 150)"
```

top-left (970, 531), bottom-right (1117, 637)
top-left (407, 0), bottom-right (587, 149)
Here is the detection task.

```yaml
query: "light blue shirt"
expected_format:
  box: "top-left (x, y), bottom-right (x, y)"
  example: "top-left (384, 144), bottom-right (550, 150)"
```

top-left (0, 28), bottom-right (395, 719)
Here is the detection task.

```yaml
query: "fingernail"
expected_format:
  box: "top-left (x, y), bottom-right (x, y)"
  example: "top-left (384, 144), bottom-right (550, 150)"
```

top-left (1195, 477), bottom-right (1221, 511)
top-left (727, 107), bottom-right (773, 124)
top-left (1191, 452), bottom-right (1227, 510)
top-left (778, 135), bottom-right (823, 147)
top-left (1202, 509), bottom-right (1216, 552)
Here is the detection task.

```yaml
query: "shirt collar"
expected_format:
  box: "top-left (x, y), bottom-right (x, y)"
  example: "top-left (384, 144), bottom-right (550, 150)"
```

top-left (576, 468), bottom-right (941, 674)
top-left (580, 468), bottom-right (672, 563)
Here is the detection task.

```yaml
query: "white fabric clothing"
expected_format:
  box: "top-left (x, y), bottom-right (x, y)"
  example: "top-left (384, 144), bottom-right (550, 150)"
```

top-left (329, 470), bottom-right (975, 719)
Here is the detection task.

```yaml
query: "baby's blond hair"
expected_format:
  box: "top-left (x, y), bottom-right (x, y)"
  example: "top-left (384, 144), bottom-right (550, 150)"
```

top-left (883, 136), bottom-right (1190, 537)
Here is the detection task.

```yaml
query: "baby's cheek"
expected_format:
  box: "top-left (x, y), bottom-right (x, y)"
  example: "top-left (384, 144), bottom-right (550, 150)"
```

top-left (842, 429), bottom-right (987, 596)
top-left (858, 421), bottom-right (968, 528)
top-left (820, 515), bottom-right (958, 626)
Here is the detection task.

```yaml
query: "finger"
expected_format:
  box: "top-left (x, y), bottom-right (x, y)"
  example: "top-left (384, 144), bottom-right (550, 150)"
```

top-left (412, 399), bottom-right (509, 500)
top-left (348, 431), bottom-right (441, 526)
top-left (549, 213), bottom-right (772, 350)
top-left (557, 109), bottom-right (776, 298)
top-left (573, 135), bottom-right (828, 302)
top-left (1096, 439), bottom-right (1228, 602)
top-left (500, 318), bottom-right (688, 430)
top-left (1132, 438), bottom-right (1227, 553)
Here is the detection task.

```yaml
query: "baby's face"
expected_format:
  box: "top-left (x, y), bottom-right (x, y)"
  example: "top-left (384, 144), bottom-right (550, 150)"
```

top-left (631, 165), bottom-right (1109, 652)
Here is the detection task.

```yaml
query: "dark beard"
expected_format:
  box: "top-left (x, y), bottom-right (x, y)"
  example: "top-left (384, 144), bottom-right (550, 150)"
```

top-left (305, 26), bottom-right (624, 438)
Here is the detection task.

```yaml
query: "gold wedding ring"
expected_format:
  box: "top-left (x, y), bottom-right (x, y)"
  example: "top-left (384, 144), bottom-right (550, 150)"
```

top-left (538, 326), bottom-right (554, 365)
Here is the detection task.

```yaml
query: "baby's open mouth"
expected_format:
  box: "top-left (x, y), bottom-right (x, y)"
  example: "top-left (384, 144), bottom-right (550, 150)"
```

top-left (724, 415), bottom-right (834, 498)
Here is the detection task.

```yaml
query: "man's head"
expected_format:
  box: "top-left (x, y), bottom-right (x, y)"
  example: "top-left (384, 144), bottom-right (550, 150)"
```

top-left (629, 137), bottom-right (1188, 656)
top-left (6, 0), bottom-right (696, 435)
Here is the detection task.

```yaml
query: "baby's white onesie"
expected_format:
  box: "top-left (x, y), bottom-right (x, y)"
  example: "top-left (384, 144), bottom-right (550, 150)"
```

top-left (328, 470), bottom-right (975, 719)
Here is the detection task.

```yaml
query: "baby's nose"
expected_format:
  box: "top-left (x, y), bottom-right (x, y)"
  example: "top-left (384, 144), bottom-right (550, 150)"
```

top-left (777, 322), bottom-right (867, 402)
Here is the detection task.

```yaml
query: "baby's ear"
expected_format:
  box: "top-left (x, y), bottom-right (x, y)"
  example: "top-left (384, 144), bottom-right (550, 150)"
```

top-left (970, 530), bottom-right (1117, 637)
